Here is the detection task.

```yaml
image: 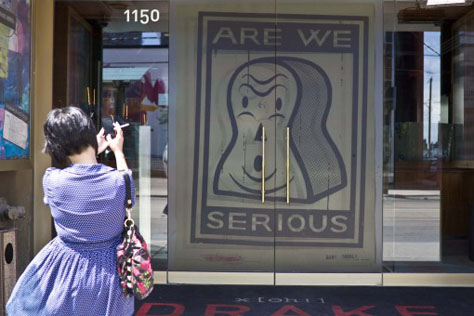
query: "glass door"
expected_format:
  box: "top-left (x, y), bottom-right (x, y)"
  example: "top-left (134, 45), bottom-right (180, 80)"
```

top-left (54, 0), bottom-right (171, 272)
top-left (169, 0), bottom-right (382, 279)
top-left (274, 0), bottom-right (381, 275)
top-left (168, 0), bottom-right (278, 274)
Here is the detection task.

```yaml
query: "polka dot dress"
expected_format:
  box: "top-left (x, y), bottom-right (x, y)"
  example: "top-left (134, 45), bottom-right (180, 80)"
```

top-left (6, 164), bottom-right (135, 316)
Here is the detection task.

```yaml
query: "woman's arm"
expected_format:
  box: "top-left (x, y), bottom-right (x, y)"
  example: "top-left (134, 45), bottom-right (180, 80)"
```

top-left (114, 151), bottom-right (128, 171)
top-left (106, 122), bottom-right (135, 204)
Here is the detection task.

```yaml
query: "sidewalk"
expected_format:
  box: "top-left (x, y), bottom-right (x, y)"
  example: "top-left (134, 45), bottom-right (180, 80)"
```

top-left (135, 284), bottom-right (474, 315)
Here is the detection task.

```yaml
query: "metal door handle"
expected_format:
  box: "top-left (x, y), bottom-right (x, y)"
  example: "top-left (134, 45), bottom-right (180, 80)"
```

top-left (86, 86), bottom-right (91, 105)
top-left (262, 126), bottom-right (265, 203)
top-left (286, 127), bottom-right (290, 204)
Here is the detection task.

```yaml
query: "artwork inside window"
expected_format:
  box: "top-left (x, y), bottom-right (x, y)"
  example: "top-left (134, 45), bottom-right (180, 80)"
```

top-left (0, 0), bottom-right (31, 160)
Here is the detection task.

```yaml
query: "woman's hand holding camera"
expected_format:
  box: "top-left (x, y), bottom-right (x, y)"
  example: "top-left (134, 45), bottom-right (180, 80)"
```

top-left (96, 122), bottom-right (125, 154)
top-left (99, 122), bottom-right (128, 171)
top-left (96, 128), bottom-right (109, 155)
top-left (106, 122), bottom-right (124, 154)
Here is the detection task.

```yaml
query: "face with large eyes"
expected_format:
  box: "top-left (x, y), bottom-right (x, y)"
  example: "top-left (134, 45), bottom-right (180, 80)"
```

top-left (222, 62), bottom-right (297, 194)
top-left (230, 62), bottom-right (296, 130)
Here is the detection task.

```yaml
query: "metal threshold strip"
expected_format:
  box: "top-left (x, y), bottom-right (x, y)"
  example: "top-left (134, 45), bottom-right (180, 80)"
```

top-left (155, 272), bottom-right (474, 286)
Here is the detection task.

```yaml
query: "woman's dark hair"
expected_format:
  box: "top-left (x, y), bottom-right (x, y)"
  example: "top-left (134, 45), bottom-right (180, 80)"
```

top-left (43, 106), bottom-right (98, 167)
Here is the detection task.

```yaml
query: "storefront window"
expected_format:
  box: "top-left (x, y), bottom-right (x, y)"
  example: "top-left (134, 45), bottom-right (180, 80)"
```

top-left (383, 0), bottom-right (474, 273)
top-left (54, 0), bottom-right (170, 271)
top-left (101, 2), bottom-right (169, 271)
top-left (0, 0), bottom-right (31, 161)
top-left (51, 0), bottom-right (474, 283)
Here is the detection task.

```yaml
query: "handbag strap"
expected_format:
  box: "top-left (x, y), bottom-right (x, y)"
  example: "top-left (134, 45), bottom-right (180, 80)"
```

top-left (120, 171), bottom-right (135, 238)
top-left (121, 171), bottom-right (133, 209)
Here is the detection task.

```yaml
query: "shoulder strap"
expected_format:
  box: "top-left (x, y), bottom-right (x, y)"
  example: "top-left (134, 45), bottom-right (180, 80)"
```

top-left (121, 171), bottom-right (133, 209)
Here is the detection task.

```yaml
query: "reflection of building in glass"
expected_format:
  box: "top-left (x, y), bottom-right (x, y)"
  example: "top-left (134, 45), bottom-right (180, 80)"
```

top-left (102, 45), bottom-right (168, 174)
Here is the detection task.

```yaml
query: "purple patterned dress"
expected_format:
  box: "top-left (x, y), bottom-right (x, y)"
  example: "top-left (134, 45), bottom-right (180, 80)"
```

top-left (6, 163), bottom-right (135, 316)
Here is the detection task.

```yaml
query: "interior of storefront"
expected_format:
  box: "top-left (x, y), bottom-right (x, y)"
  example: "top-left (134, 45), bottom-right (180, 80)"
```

top-left (48, 0), bottom-right (474, 284)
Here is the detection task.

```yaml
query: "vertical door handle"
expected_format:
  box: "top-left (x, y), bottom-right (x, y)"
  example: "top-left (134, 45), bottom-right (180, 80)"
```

top-left (286, 127), bottom-right (290, 204)
top-left (86, 86), bottom-right (91, 105)
top-left (262, 126), bottom-right (265, 203)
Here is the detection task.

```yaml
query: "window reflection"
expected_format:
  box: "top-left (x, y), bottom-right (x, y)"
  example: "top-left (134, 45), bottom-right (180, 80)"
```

top-left (383, 1), bottom-right (474, 273)
top-left (100, 2), bottom-right (169, 271)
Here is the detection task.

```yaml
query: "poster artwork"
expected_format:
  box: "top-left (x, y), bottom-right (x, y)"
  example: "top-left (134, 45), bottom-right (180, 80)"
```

top-left (192, 12), bottom-right (369, 247)
top-left (0, 0), bottom-right (30, 160)
top-left (3, 103), bottom-right (28, 150)
top-left (0, 24), bottom-right (8, 78)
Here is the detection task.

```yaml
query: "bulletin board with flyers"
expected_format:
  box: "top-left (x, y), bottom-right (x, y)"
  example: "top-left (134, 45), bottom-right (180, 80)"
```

top-left (0, 0), bottom-right (31, 161)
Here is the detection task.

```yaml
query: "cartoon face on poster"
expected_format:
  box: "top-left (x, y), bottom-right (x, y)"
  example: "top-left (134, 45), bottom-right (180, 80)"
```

top-left (190, 12), bottom-right (371, 248)
top-left (214, 56), bottom-right (347, 203)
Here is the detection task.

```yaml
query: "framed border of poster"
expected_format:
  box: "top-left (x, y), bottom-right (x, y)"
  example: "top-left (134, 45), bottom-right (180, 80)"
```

top-left (0, 0), bottom-right (32, 171)
top-left (190, 11), bottom-right (370, 248)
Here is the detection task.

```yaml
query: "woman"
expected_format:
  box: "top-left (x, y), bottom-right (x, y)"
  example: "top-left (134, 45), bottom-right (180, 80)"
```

top-left (6, 106), bottom-right (134, 315)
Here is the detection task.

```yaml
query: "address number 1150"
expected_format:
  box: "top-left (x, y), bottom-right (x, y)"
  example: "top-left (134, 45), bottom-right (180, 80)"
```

top-left (124, 9), bottom-right (160, 24)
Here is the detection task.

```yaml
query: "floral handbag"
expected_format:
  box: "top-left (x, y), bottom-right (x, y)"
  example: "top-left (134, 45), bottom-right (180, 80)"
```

top-left (116, 172), bottom-right (154, 299)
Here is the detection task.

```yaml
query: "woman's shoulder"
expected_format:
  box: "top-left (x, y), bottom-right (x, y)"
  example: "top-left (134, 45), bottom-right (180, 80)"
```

top-left (43, 164), bottom-right (131, 193)
top-left (43, 164), bottom-right (123, 182)
top-left (44, 166), bottom-right (58, 174)
top-left (44, 164), bottom-right (133, 183)
top-left (49, 163), bottom-right (118, 174)
top-left (43, 167), bottom-right (59, 183)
